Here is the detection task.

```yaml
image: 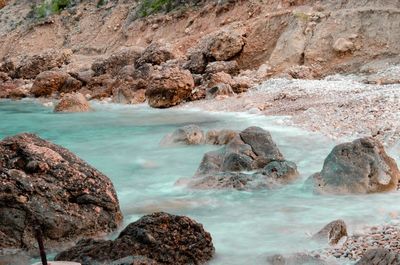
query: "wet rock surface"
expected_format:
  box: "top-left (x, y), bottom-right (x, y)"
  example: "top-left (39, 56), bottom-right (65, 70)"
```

top-left (0, 133), bottom-right (122, 251)
top-left (160, 125), bottom-right (205, 146)
top-left (266, 253), bottom-right (333, 265)
top-left (54, 92), bottom-right (91, 113)
top-left (180, 126), bottom-right (299, 190)
top-left (312, 220), bottom-right (348, 245)
top-left (355, 249), bottom-right (400, 265)
top-left (55, 212), bottom-right (215, 265)
top-left (309, 137), bottom-right (400, 194)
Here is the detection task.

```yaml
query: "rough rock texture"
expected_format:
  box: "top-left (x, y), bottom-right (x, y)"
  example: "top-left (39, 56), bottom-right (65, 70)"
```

top-left (14, 49), bottom-right (72, 79)
top-left (205, 60), bottom-right (239, 75)
top-left (136, 42), bottom-right (176, 67)
top-left (146, 66), bottom-right (194, 108)
top-left (183, 52), bottom-right (207, 74)
top-left (206, 29), bottom-right (245, 61)
top-left (54, 92), bottom-right (91, 113)
top-left (312, 220), bottom-right (348, 245)
top-left (113, 87), bottom-right (146, 105)
top-left (160, 125), bottom-right (205, 146)
top-left (355, 249), bottom-right (400, 265)
top-left (55, 212), bottom-right (215, 265)
top-left (309, 137), bottom-right (400, 194)
top-left (205, 129), bottom-right (238, 145)
top-left (110, 256), bottom-right (159, 265)
top-left (180, 126), bottom-right (299, 190)
top-left (267, 253), bottom-right (331, 265)
top-left (31, 71), bottom-right (81, 97)
top-left (0, 133), bottom-right (122, 251)
top-left (92, 47), bottom-right (144, 76)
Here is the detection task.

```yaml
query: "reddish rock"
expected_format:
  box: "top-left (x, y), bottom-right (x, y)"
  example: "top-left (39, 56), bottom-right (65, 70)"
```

top-left (205, 60), bottom-right (239, 75)
top-left (146, 66), bottom-right (194, 108)
top-left (206, 30), bottom-right (245, 61)
top-left (55, 212), bottom-right (215, 265)
top-left (31, 71), bottom-right (81, 97)
top-left (0, 133), bottom-right (122, 251)
top-left (136, 42), bottom-right (176, 67)
top-left (54, 92), bottom-right (91, 113)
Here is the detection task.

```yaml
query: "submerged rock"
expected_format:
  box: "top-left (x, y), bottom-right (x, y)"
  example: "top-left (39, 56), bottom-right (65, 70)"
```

top-left (312, 220), bottom-right (348, 245)
top-left (308, 137), bottom-right (400, 194)
top-left (181, 126), bottom-right (299, 190)
top-left (0, 133), bottom-right (122, 251)
top-left (160, 125), bottom-right (205, 146)
top-left (205, 129), bottom-right (238, 145)
top-left (54, 92), bottom-right (91, 113)
top-left (355, 249), bottom-right (400, 265)
top-left (146, 66), bottom-right (194, 108)
top-left (55, 212), bottom-right (215, 265)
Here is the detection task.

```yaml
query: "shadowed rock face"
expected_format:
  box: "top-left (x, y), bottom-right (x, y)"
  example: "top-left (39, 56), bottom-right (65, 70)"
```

top-left (0, 133), bottom-right (122, 252)
top-left (308, 137), bottom-right (400, 194)
top-left (355, 249), bottom-right (400, 265)
top-left (179, 126), bottom-right (299, 190)
top-left (55, 212), bottom-right (215, 265)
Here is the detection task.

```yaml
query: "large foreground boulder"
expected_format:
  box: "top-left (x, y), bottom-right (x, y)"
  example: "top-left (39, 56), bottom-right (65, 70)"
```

top-left (308, 137), bottom-right (400, 194)
top-left (355, 249), bottom-right (400, 265)
top-left (55, 212), bottom-right (215, 265)
top-left (180, 126), bottom-right (299, 190)
top-left (54, 92), bottom-right (91, 113)
top-left (146, 66), bottom-right (194, 108)
top-left (0, 133), bottom-right (122, 251)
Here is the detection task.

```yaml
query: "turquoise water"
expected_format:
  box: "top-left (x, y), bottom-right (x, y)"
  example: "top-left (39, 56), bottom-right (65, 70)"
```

top-left (1, 99), bottom-right (400, 264)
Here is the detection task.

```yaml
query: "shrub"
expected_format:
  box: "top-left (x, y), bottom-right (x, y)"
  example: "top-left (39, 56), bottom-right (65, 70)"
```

top-left (34, 0), bottom-right (71, 19)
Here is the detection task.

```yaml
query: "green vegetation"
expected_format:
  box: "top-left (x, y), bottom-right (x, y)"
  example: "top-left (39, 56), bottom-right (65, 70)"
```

top-left (138, 0), bottom-right (175, 17)
top-left (33, 0), bottom-right (71, 19)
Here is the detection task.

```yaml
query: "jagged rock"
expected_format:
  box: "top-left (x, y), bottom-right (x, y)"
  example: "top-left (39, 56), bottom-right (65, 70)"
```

top-left (0, 79), bottom-right (29, 99)
top-left (205, 60), bottom-right (239, 75)
top-left (332, 38), bottom-right (354, 53)
top-left (206, 30), bottom-right (245, 61)
top-left (55, 212), bottom-right (214, 265)
top-left (54, 92), bottom-right (91, 113)
top-left (312, 220), bottom-right (348, 245)
top-left (205, 129), bottom-right (238, 145)
top-left (14, 49), bottom-right (72, 79)
top-left (0, 58), bottom-right (16, 76)
top-left (92, 47), bottom-right (144, 76)
top-left (231, 76), bottom-right (252, 93)
top-left (85, 74), bottom-right (114, 100)
top-left (308, 137), bottom-right (400, 194)
top-left (31, 71), bottom-right (81, 97)
top-left (181, 126), bottom-right (299, 190)
top-left (146, 66), bottom-right (194, 108)
top-left (113, 87), bottom-right (146, 104)
top-left (136, 42), bottom-right (176, 67)
top-left (160, 125), bottom-right (205, 146)
top-left (0, 133), bottom-right (122, 251)
top-left (356, 249), bottom-right (400, 265)
top-left (208, 72), bottom-right (235, 88)
top-left (206, 83), bottom-right (235, 99)
top-left (183, 51), bottom-right (207, 74)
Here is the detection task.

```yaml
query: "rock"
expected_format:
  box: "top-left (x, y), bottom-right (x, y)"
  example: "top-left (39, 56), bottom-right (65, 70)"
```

top-left (0, 80), bottom-right (29, 99)
top-left (31, 71), bottom-right (81, 97)
top-left (146, 66), bottom-right (194, 108)
top-left (85, 74), bottom-right (114, 100)
top-left (110, 256), bottom-right (159, 265)
top-left (160, 125), bottom-right (205, 146)
top-left (15, 49), bottom-right (72, 79)
top-left (312, 220), bottom-right (348, 245)
top-left (208, 72), bottom-right (235, 88)
top-left (183, 51), bottom-right (207, 74)
top-left (136, 42), bottom-right (176, 67)
top-left (332, 38), bottom-right (354, 53)
top-left (267, 253), bottom-right (330, 265)
top-left (206, 30), bottom-right (245, 61)
top-left (113, 87), bottom-right (146, 104)
top-left (205, 60), bottom-right (239, 75)
top-left (55, 212), bottom-right (214, 265)
top-left (308, 137), bottom-right (400, 194)
top-left (54, 92), bottom-right (91, 113)
top-left (355, 249), bottom-right (400, 265)
top-left (205, 129), bottom-right (238, 145)
top-left (206, 83), bottom-right (235, 99)
top-left (0, 133), bottom-right (122, 251)
top-left (92, 47), bottom-right (144, 76)
top-left (287, 65), bottom-right (316, 79)
top-left (182, 126), bottom-right (299, 190)
top-left (0, 58), bottom-right (16, 76)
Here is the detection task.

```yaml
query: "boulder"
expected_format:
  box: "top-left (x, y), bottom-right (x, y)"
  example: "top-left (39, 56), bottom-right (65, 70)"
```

top-left (183, 51), bottom-right (207, 74)
top-left (205, 129), bottom-right (238, 145)
top-left (182, 126), bottom-right (299, 190)
top-left (31, 71), bottom-right (81, 97)
top-left (135, 42), bottom-right (176, 67)
top-left (15, 49), bottom-right (72, 79)
top-left (0, 133), bottom-right (122, 251)
top-left (312, 220), bottom-right (348, 245)
top-left (0, 58), bottom-right (16, 76)
top-left (208, 72), bottom-right (235, 88)
top-left (356, 249), bottom-right (400, 265)
top-left (85, 74), bottom-right (114, 100)
top-left (205, 60), bottom-right (239, 75)
top-left (308, 137), bottom-right (400, 194)
top-left (113, 87), bottom-right (146, 104)
top-left (54, 92), bottom-right (91, 113)
top-left (110, 256), bottom-right (159, 265)
top-left (0, 80), bottom-right (29, 99)
top-left (231, 76), bottom-right (252, 93)
top-left (332, 38), bottom-right (354, 53)
top-left (55, 212), bottom-right (215, 265)
top-left (160, 125), bottom-right (205, 146)
top-left (206, 30), bottom-right (245, 61)
top-left (206, 83), bottom-right (235, 99)
top-left (146, 66), bottom-right (194, 108)
top-left (92, 47), bottom-right (144, 76)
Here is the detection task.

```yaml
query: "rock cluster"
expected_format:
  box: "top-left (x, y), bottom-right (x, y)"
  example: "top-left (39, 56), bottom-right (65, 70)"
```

top-left (55, 212), bottom-right (215, 265)
top-left (0, 133), bottom-right (122, 251)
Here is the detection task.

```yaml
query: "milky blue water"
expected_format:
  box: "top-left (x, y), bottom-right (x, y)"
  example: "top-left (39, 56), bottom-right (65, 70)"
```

top-left (1, 99), bottom-right (399, 265)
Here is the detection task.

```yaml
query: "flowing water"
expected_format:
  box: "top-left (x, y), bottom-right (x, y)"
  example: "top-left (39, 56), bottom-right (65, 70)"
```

top-left (1, 99), bottom-right (400, 265)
